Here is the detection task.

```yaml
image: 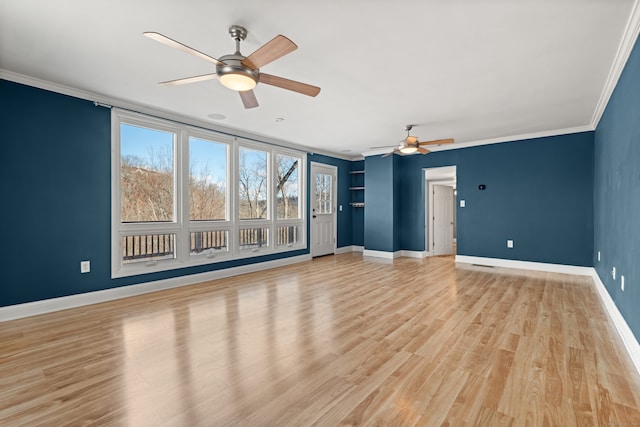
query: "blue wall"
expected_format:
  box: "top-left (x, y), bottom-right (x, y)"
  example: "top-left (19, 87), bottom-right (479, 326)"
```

top-left (364, 155), bottom-right (397, 251)
top-left (455, 133), bottom-right (594, 265)
top-left (393, 155), bottom-right (402, 251)
top-left (594, 35), bottom-right (640, 341)
top-left (372, 132), bottom-right (595, 266)
top-left (0, 80), bottom-right (353, 307)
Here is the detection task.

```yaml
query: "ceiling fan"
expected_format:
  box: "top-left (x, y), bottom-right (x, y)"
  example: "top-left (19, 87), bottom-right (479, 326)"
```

top-left (143, 25), bottom-right (321, 109)
top-left (376, 125), bottom-right (454, 157)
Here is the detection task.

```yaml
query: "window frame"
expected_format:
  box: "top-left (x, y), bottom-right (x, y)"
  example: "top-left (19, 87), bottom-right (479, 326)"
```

top-left (111, 109), bottom-right (306, 278)
top-left (185, 129), bottom-right (232, 262)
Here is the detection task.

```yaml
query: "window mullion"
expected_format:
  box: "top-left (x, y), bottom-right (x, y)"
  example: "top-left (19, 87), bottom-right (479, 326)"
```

top-left (178, 129), bottom-right (190, 263)
top-left (231, 138), bottom-right (239, 256)
top-left (269, 147), bottom-right (275, 248)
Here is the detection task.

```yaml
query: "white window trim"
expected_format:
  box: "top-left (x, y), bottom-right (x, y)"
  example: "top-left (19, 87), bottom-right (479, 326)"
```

top-left (111, 109), bottom-right (307, 278)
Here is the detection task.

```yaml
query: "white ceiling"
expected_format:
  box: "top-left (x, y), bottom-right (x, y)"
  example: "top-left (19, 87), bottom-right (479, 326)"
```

top-left (1, 0), bottom-right (638, 158)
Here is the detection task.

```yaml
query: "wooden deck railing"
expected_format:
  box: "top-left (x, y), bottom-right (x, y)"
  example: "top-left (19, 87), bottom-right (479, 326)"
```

top-left (123, 225), bottom-right (299, 263)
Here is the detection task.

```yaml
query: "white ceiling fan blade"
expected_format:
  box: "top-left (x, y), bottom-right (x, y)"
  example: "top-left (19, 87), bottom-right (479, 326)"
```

top-left (144, 32), bottom-right (223, 66)
top-left (159, 73), bottom-right (218, 86)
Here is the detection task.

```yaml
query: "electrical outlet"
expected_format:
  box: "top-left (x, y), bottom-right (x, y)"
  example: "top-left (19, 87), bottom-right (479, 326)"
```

top-left (80, 260), bottom-right (90, 273)
top-left (621, 275), bottom-right (625, 291)
top-left (597, 251), bottom-right (601, 262)
top-left (507, 240), bottom-right (514, 248)
top-left (612, 266), bottom-right (616, 280)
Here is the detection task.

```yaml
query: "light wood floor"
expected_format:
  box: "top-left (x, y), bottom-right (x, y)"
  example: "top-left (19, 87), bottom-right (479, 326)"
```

top-left (1, 254), bottom-right (639, 426)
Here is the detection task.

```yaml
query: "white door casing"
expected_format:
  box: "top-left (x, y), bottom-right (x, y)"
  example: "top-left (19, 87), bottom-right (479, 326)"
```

top-left (311, 163), bottom-right (336, 257)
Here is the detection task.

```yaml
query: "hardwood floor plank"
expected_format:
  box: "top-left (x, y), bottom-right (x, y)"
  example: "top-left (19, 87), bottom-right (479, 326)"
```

top-left (1, 254), bottom-right (639, 426)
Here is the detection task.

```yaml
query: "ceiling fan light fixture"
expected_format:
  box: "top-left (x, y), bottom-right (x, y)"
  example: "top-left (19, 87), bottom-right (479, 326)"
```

top-left (217, 54), bottom-right (259, 91)
top-left (219, 72), bottom-right (257, 91)
top-left (399, 145), bottom-right (418, 154)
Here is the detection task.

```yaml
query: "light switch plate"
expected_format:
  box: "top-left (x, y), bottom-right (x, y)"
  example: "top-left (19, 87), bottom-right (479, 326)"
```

top-left (80, 260), bottom-right (90, 273)
top-left (460, 200), bottom-right (465, 208)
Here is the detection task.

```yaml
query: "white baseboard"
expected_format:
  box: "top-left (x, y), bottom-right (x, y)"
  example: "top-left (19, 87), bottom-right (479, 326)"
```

top-left (0, 254), bottom-right (311, 322)
top-left (455, 255), bottom-right (593, 276)
top-left (335, 245), bottom-right (364, 254)
top-left (399, 250), bottom-right (426, 258)
top-left (363, 249), bottom-right (399, 259)
top-left (363, 249), bottom-right (425, 259)
top-left (590, 269), bottom-right (640, 376)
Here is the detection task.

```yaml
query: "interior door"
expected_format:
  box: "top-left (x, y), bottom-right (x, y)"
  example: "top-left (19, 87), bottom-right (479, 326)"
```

top-left (433, 185), bottom-right (454, 255)
top-left (311, 163), bottom-right (336, 257)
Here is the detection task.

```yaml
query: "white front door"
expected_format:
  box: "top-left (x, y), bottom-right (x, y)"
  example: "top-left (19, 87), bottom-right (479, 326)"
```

top-left (311, 163), bottom-right (336, 257)
top-left (433, 185), bottom-right (454, 255)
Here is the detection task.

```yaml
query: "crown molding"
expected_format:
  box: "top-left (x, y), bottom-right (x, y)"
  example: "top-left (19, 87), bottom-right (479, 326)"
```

top-left (0, 69), bottom-right (358, 161)
top-left (591, 0), bottom-right (640, 128)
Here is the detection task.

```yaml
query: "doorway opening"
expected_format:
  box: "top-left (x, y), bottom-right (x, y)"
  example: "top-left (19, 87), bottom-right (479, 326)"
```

top-left (425, 166), bottom-right (457, 256)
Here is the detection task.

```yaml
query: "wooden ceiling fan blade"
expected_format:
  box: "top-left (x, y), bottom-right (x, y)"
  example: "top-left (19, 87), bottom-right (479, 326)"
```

top-left (242, 35), bottom-right (297, 69)
top-left (417, 147), bottom-right (431, 154)
top-left (259, 73), bottom-right (321, 97)
top-left (239, 90), bottom-right (259, 109)
top-left (143, 32), bottom-right (223, 65)
top-left (159, 73), bottom-right (218, 85)
top-left (418, 138), bottom-right (455, 146)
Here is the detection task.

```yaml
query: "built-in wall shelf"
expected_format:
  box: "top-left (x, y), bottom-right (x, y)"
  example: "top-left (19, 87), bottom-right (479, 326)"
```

top-left (350, 170), bottom-right (365, 208)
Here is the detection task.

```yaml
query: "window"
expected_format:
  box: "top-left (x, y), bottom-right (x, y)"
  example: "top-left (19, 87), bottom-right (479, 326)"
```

top-left (188, 136), bottom-right (230, 259)
top-left (112, 110), bottom-right (306, 277)
top-left (189, 137), bottom-right (227, 221)
top-left (276, 154), bottom-right (302, 247)
top-left (238, 147), bottom-right (268, 220)
top-left (120, 124), bottom-right (175, 223)
top-left (117, 121), bottom-right (179, 267)
top-left (276, 154), bottom-right (300, 219)
top-left (315, 173), bottom-right (333, 214)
